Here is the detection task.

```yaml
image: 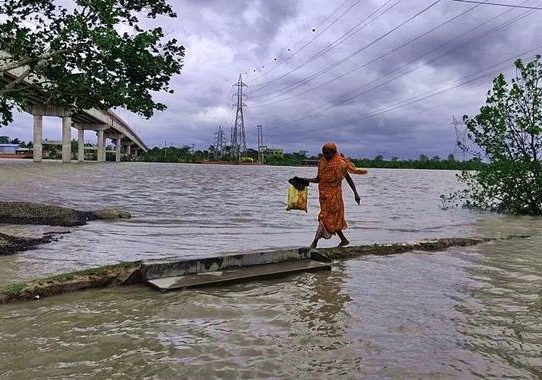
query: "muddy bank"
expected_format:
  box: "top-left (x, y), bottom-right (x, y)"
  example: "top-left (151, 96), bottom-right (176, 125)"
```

top-left (0, 201), bottom-right (131, 227)
top-left (0, 232), bottom-right (57, 256)
top-left (0, 236), bottom-right (507, 305)
top-left (0, 201), bottom-right (132, 255)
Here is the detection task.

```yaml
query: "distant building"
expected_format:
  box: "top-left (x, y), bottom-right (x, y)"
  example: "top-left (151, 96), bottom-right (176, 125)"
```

top-left (264, 148), bottom-right (284, 158)
top-left (0, 144), bottom-right (20, 154)
top-left (15, 147), bottom-right (33, 158)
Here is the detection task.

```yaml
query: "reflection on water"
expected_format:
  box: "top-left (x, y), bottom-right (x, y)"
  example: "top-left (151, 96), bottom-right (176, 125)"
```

top-left (1, 160), bottom-right (542, 378)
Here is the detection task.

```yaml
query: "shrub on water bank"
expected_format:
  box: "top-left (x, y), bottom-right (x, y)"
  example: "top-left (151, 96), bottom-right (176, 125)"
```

top-left (446, 56), bottom-right (542, 215)
top-left (351, 157), bottom-right (484, 171)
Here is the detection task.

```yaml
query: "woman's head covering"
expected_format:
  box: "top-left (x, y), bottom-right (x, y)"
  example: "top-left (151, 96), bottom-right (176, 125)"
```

top-left (322, 142), bottom-right (338, 153)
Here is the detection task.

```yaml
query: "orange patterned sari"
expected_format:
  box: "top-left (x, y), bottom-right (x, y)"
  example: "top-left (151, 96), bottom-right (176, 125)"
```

top-left (317, 153), bottom-right (366, 234)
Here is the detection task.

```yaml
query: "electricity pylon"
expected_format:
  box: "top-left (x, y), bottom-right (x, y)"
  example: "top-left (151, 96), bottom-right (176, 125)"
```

top-left (214, 126), bottom-right (226, 159)
top-left (452, 115), bottom-right (467, 161)
top-left (231, 74), bottom-right (247, 160)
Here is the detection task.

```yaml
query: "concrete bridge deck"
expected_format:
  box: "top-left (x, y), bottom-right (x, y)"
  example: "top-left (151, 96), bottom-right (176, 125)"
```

top-left (1, 55), bottom-right (148, 163)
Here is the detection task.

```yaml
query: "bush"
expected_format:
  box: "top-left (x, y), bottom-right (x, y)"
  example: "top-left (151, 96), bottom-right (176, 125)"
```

top-left (450, 56), bottom-right (542, 215)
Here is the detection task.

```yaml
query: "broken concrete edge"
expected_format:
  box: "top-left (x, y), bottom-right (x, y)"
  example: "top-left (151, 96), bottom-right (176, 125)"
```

top-left (0, 236), bottom-right (521, 305)
top-left (0, 201), bottom-right (131, 227)
top-left (0, 261), bottom-right (141, 305)
top-left (0, 232), bottom-right (58, 256)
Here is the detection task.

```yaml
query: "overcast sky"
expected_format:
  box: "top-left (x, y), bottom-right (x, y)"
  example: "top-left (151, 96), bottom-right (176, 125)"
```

top-left (5, 0), bottom-right (542, 158)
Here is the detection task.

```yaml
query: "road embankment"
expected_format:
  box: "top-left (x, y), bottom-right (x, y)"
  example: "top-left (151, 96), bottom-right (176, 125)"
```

top-left (0, 237), bottom-right (502, 305)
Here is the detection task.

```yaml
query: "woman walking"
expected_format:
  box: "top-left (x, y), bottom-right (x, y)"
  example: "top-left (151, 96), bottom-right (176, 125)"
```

top-left (301, 143), bottom-right (367, 248)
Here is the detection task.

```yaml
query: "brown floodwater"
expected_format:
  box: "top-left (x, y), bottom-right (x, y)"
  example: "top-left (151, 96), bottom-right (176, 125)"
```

top-left (0, 160), bottom-right (541, 378)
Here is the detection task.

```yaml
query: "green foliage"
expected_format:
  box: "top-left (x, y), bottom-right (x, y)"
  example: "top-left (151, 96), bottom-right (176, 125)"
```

top-left (142, 146), bottom-right (212, 163)
top-left (0, 0), bottom-right (184, 126)
top-left (450, 56), bottom-right (542, 215)
top-left (0, 134), bottom-right (30, 146)
top-left (265, 151), bottom-right (307, 166)
top-left (2, 283), bottom-right (24, 295)
top-left (140, 145), bottom-right (482, 170)
top-left (266, 152), bottom-right (483, 170)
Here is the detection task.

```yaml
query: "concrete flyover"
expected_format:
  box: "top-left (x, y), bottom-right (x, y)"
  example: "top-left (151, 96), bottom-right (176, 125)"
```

top-left (1, 57), bottom-right (148, 163)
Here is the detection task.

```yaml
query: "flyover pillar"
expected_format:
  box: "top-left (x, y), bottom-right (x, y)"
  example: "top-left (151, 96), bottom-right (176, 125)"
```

top-left (32, 114), bottom-right (43, 162)
top-left (62, 116), bottom-right (72, 163)
top-left (126, 144), bottom-right (131, 157)
top-left (97, 130), bottom-right (105, 162)
top-left (77, 129), bottom-right (85, 162)
top-left (115, 137), bottom-right (122, 162)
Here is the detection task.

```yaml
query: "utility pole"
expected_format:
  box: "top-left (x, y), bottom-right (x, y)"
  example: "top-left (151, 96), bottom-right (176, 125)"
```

top-left (231, 74), bottom-right (247, 160)
top-left (257, 125), bottom-right (265, 163)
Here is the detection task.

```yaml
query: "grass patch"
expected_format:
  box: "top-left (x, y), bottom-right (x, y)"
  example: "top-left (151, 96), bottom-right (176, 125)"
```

top-left (39, 261), bottom-right (141, 283)
top-left (2, 283), bottom-right (25, 295)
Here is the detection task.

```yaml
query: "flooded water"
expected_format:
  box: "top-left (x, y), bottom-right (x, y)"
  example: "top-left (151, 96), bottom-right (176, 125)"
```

top-left (1, 160), bottom-right (541, 378)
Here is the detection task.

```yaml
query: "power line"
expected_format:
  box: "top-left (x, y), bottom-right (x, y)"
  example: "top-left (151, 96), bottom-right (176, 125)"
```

top-left (251, 0), bottom-right (442, 99)
top-left (254, 0), bottom-right (484, 106)
top-left (247, 0), bottom-right (356, 82)
top-left (265, 44), bottom-right (541, 141)
top-left (250, 0), bottom-right (403, 94)
top-left (265, 5), bottom-right (537, 131)
top-left (326, 6), bottom-right (536, 105)
top-left (251, 0), bottom-right (401, 93)
top-left (314, 46), bottom-right (542, 131)
top-left (452, 0), bottom-right (542, 9)
top-left (247, 0), bottom-right (363, 84)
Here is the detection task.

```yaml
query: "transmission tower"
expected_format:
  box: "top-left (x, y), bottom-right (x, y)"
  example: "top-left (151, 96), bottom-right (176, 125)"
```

top-left (214, 126), bottom-right (226, 159)
top-left (257, 125), bottom-right (265, 163)
top-left (231, 74), bottom-right (247, 159)
top-left (452, 115), bottom-right (467, 161)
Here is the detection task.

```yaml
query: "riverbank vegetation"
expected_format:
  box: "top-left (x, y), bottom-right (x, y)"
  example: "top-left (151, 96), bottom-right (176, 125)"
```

top-left (448, 56), bottom-right (542, 215)
top-left (141, 146), bottom-right (484, 170)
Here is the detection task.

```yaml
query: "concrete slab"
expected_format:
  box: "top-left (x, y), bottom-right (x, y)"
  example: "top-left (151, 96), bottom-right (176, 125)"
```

top-left (140, 247), bottom-right (329, 281)
top-left (146, 259), bottom-right (331, 291)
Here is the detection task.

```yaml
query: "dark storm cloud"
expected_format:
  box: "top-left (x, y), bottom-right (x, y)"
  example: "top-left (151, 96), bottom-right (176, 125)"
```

top-left (250, 0), bottom-right (540, 158)
top-left (6, 0), bottom-right (541, 158)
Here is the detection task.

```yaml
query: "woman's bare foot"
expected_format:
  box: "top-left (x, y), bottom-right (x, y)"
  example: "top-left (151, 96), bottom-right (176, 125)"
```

top-left (336, 230), bottom-right (349, 248)
top-left (337, 238), bottom-right (350, 248)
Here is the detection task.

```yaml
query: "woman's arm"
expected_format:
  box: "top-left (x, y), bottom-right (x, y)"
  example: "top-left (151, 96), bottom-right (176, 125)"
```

top-left (299, 165), bottom-right (320, 183)
top-left (345, 173), bottom-right (360, 205)
top-left (300, 176), bottom-right (319, 183)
